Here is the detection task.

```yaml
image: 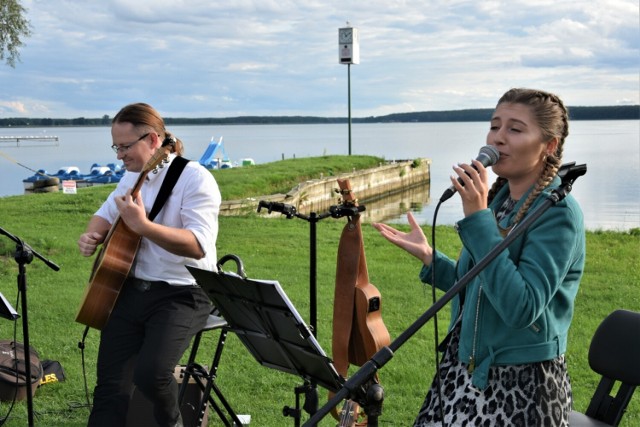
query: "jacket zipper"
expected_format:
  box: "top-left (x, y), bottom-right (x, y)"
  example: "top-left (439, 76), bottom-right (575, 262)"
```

top-left (468, 285), bottom-right (482, 374)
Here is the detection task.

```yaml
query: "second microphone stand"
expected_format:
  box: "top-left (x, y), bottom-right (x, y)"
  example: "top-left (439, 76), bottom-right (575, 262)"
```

top-left (256, 200), bottom-right (365, 426)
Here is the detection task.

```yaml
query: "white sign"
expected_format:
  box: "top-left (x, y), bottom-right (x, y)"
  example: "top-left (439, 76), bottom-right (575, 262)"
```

top-left (62, 180), bottom-right (77, 194)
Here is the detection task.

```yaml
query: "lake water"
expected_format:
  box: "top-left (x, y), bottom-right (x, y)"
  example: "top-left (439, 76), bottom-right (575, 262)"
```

top-left (1, 121), bottom-right (638, 231)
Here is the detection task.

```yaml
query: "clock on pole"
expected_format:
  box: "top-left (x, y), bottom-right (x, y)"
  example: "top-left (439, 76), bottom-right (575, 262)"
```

top-left (338, 26), bottom-right (359, 64)
top-left (338, 23), bottom-right (359, 155)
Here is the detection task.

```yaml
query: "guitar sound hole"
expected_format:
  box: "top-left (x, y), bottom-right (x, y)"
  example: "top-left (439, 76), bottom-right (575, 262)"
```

top-left (368, 297), bottom-right (380, 312)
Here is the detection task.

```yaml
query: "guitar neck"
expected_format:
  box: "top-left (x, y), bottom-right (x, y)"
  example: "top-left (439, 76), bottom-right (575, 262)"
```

top-left (337, 178), bottom-right (358, 208)
top-left (130, 165), bottom-right (152, 199)
top-left (338, 399), bottom-right (359, 427)
top-left (101, 170), bottom-right (146, 244)
top-left (132, 176), bottom-right (144, 199)
top-left (129, 142), bottom-right (173, 200)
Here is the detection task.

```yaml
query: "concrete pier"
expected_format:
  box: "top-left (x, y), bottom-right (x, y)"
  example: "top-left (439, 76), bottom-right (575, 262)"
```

top-left (220, 158), bottom-right (431, 222)
top-left (0, 135), bottom-right (59, 147)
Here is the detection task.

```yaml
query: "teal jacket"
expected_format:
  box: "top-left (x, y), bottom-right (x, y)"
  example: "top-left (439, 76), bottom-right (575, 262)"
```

top-left (420, 176), bottom-right (585, 390)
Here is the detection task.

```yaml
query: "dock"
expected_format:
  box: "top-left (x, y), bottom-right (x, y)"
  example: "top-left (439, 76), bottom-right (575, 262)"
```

top-left (0, 135), bottom-right (60, 147)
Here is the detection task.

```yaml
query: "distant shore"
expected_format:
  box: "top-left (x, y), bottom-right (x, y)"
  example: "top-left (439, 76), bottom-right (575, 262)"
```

top-left (0, 105), bottom-right (638, 127)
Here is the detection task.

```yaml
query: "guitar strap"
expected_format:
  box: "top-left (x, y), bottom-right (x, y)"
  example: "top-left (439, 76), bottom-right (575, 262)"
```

top-left (331, 179), bottom-right (391, 425)
top-left (148, 156), bottom-right (189, 222)
top-left (330, 214), bottom-right (362, 421)
top-left (332, 215), bottom-right (362, 378)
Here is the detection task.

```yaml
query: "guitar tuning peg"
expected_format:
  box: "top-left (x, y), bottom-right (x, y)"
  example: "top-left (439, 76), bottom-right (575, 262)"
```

top-left (162, 157), bottom-right (170, 164)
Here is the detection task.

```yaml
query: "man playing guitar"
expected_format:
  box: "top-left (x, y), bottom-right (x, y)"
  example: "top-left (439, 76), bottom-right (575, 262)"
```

top-left (77, 103), bottom-right (220, 427)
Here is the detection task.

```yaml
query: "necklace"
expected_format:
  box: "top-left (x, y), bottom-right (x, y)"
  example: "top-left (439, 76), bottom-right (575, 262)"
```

top-left (495, 195), bottom-right (518, 222)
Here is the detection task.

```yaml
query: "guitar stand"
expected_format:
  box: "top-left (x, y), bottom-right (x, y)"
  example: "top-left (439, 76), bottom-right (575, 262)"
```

top-left (186, 263), bottom-right (346, 427)
top-left (0, 226), bottom-right (60, 427)
top-left (282, 382), bottom-right (318, 423)
top-left (256, 200), bottom-right (366, 425)
top-left (257, 201), bottom-right (328, 338)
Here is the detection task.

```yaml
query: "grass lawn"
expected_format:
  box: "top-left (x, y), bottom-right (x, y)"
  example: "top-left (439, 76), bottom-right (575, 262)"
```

top-left (0, 156), bottom-right (638, 426)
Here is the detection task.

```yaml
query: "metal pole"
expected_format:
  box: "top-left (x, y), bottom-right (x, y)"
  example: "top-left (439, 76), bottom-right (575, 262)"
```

top-left (348, 63), bottom-right (352, 156)
top-left (18, 262), bottom-right (35, 427)
top-left (309, 213), bottom-right (317, 337)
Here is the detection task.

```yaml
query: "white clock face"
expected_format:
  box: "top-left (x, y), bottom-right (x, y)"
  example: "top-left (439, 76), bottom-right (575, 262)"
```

top-left (340, 29), bottom-right (352, 43)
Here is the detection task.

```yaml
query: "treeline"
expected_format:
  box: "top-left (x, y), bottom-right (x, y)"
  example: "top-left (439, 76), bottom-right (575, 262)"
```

top-left (0, 105), bottom-right (637, 127)
top-left (359, 105), bottom-right (640, 123)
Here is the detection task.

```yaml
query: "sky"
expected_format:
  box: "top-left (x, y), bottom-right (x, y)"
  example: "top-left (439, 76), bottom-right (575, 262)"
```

top-left (1, 0), bottom-right (638, 119)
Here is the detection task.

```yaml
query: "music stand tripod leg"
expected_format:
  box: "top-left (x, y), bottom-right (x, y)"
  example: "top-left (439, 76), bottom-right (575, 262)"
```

top-left (189, 328), bottom-right (243, 426)
top-left (178, 330), bottom-right (203, 404)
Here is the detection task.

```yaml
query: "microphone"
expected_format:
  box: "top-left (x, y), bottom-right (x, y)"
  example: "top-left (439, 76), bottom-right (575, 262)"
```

top-left (439, 145), bottom-right (500, 202)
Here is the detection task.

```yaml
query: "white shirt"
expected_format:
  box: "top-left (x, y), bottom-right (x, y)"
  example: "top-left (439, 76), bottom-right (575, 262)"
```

top-left (95, 154), bottom-right (221, 285)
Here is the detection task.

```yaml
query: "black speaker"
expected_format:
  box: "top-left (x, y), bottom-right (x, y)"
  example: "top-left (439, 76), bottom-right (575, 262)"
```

top-left (126, 366), bottom-right (209, 427)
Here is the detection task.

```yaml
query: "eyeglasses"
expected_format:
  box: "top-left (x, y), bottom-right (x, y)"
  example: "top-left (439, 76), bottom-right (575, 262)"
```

top-left (111, 132), bottom-right (150, 154)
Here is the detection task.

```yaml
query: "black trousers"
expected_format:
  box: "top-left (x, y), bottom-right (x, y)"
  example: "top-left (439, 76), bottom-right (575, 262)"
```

top-left (88, 278), bottom-right (211, 427)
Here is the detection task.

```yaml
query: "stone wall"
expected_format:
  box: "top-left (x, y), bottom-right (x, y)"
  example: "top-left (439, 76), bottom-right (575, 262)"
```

top-left (220, 158), bottom-right (431, 217)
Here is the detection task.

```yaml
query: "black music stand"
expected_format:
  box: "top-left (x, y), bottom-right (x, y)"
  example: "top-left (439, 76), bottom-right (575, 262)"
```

top-left (0, 292), bottom-right (19, 321)
top-left (186, 265), bottom-right (345, 423)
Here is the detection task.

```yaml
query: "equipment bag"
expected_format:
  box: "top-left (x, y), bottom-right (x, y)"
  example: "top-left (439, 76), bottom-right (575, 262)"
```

top-left (0, 340), bottom-right (43, 401)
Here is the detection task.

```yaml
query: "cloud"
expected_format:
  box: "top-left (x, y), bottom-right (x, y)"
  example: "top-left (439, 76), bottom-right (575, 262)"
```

top-left (0, 0), bottom-right (637, 118)
top-left (0, 101), bottom-right (28, 114)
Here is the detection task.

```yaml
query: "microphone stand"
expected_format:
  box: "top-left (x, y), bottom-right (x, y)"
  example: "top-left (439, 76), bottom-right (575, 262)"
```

top-left (305, 162), bottom-right (586, 426)
top-left (256, 200), bottom-right (365, 426)
top-left (257, 201), bottom-right (333, 339)
top-left (0, 226), bottom-right (60, 427)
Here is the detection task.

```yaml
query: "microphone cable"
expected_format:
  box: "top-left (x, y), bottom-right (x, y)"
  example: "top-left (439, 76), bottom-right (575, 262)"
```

top-left (426, 145), bottom-right (499, 426)
top-left (428, 199), bottom-right (446, 427)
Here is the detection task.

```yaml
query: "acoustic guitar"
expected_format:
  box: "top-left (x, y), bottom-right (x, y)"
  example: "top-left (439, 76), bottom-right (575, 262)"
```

top-left (75, 140), bottom-right (174, 330)
top-left (331, 178), bottom-right (391, 424)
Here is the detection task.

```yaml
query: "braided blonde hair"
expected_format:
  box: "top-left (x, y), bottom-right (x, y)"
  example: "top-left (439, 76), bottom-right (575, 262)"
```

top-left (487, 88), bottom-right (569, 225)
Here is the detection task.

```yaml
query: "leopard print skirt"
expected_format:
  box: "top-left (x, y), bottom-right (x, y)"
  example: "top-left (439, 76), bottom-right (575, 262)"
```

top-left (414, 321), bottom-right (572, 426)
